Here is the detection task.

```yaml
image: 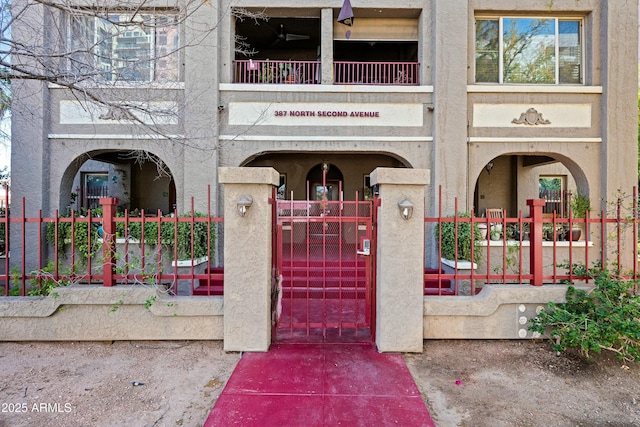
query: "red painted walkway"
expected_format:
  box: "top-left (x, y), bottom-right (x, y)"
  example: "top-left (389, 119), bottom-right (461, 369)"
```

top-left (203, 343), bottom-right (435, 427)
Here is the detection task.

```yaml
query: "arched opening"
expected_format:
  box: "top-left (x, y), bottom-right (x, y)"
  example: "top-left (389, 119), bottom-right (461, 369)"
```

top-left (59, 150), bottom-right (176, 215)
top-left (243, 152), bottom-right (410, 200)
top-left (305, 163), bottom-right (344, 201)
top-left (473, 153), bottom-right (590, 218)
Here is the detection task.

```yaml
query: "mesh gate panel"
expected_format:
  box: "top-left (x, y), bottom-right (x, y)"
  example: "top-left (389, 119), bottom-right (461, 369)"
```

top-left (275, 200), bottom-right (373, 341)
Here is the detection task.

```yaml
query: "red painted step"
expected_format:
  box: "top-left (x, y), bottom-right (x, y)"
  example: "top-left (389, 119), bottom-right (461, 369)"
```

top-left (193, 267), bottom-right (224, 296)
top-left (424, 267), bottom-right (454, 295)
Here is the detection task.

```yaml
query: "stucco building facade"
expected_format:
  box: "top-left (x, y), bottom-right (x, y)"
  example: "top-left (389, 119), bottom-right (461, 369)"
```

top-left (11, 0), bottom-right (638, 221)
top-left (5, 0), bottom-right (640, 349)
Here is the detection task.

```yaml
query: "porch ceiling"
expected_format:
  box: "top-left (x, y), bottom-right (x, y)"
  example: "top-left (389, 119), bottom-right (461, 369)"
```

top-left (236, 8), bottom-right (421, 52)
top-left (522, 156), bottom-right (557, 168)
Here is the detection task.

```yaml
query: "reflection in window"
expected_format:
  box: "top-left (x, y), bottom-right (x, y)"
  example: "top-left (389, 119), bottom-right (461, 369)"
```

top-left (277, 174), bottom-right (286, 200)
top-left (83, 173), bottom-right (109, 210)
top-left (539, 176), bottom-right (568, 216)
top-left (475, 17), bottom-right (581, 84)
top-left (70, 13), bottom-right (180, 82)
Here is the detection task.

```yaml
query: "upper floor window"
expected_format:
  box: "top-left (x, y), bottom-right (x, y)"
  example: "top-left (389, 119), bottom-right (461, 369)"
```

top-left (69, 13), bottom-right (180, 82)
top-left (475, 17), bottom-right (582, 84)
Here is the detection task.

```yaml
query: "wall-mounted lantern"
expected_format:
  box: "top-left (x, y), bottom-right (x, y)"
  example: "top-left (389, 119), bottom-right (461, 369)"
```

top-left (398, 199), bottom-right (414, 220)
top-left (237, 196), bottom-right (253, 217)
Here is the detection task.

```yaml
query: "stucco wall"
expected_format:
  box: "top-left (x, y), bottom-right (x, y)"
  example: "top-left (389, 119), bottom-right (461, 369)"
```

top-left (0, 283), bottom-right (577, 343)
top-left (6, 1), bottom-right (638, 347)
top-left (10, 1), bottom-right (637, 221)
top-left (424, 285), bottom-right (576, 339)
top-left (0, 286), bottom-right (224, 341)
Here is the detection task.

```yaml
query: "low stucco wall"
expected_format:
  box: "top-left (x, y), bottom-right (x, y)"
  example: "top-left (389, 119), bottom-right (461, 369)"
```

top-left (0, 286), bottom-right (224, 341)
top-left (0, 284), bottom-right (579, 343)
top-left (423, 284), bottom-right (582, 339)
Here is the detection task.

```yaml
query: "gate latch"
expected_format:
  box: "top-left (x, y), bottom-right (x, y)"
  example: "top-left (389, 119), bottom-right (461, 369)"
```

top-left (357, 239), bottom-right (370, 256)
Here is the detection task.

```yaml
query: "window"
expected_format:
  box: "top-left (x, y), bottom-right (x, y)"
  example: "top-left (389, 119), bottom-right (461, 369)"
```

top-left (539, 176), bottom-right (568, 216)
top-left (83, 173), bottom-right (108, 210)
top-left (277, 174), bottom-right (287, 200)
top-left (475, 17), bottom-right (581, 84)
top-left (70, 13), bottom-right (180, 82)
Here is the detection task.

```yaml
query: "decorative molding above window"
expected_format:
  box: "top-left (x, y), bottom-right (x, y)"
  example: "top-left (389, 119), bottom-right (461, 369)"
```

top-left (99, 107), bottom-right (134, 121)
top-left (511, 108), bottom-right (551, 126)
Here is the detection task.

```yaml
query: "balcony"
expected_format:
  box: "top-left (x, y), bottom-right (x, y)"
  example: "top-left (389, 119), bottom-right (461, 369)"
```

top-left (234, 60), bottom-right (320, 85)
top-left (334, 61), bottom-right (419, 85)
top-left (233, 60), bottom-right (419, 86)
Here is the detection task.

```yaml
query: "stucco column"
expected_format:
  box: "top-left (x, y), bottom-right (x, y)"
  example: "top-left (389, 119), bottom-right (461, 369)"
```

top-left (370, 168), bottom-right (430, 353)
top-left (219, 167), bottom-right (279, 352)
top-left (321, 8), bottom-right (334, 84)
top-left (181, 2), bottom-right (219, 213)
top-left (600, 2), bottom-right (638, 270)
top-left (431, 0), bottom-right (468, 213)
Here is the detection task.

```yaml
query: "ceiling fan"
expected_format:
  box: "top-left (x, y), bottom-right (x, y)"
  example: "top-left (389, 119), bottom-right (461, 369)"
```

top-left (270, 24), bottom-right (310, 47)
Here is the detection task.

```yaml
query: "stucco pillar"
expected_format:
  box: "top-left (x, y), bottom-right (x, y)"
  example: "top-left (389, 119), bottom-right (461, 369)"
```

top-left (320, 8), bottom-right (334, 85)
top-left (219, 167), bottom-right (279, 352)
top-left (431, 0), bottom-right (468, 212)
top-left (181, 2), bottom-right (219, 213)
top-left (600, 2), bottom-right (638, 271)
top-left (370, 168), bottom-right (430, 353)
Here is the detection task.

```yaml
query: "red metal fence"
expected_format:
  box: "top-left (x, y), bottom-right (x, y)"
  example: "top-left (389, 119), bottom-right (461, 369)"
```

top-left (3, 184), bottom-right (639, 299)
top-left (539, 189), bottom-right (571, 217)
top-left (0, 189), bottom-right (223, 297)
top-left (82, 185), bottom-right (109, 211)
top-left (425, 188), bottom-right (640, 296)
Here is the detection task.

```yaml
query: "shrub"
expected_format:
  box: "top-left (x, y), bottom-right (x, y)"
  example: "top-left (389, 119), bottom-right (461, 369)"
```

top-left (46, 215), bottom-right (100, 265)
top-left (434, 212), bottom-right (483, 263)
top-left (569, 192), bottom-right (591, 218)
top-left (529, 265), bottom-right (640, 362)
top-left (124, 212), bottom-right (216, 260)
top-left (47, 212), bottom-right (217, 263)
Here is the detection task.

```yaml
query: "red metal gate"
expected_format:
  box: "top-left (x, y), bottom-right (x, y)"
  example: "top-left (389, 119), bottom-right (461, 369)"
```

top-left (273, 198), bottom-right (376, 342)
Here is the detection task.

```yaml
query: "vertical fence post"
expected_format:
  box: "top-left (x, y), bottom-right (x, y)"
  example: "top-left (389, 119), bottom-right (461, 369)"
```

top-left (100, 198), bottom-right (118, 287)
top-left (527, 199), bottom-right (546, 286)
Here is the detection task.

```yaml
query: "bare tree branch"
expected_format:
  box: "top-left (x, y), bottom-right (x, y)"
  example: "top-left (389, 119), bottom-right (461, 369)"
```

top-left (1, 1), bottom-right (267, 167)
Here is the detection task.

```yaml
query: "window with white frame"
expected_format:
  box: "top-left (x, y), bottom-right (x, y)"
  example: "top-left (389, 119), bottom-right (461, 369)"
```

top-left (69, 13), bottom-right (180, 82)
top-left (539, 176), bottom-right (568, 216)
top-left (475, 17), bottom-right (582, 84)
top-left (82, 172), bottom-right (108, 210)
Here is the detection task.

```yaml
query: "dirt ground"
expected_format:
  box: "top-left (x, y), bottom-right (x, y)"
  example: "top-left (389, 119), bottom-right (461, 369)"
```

top-left (0, 340), bottom-right (639, 427)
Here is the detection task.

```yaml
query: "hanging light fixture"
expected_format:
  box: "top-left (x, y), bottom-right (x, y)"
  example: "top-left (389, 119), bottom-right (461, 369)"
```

top-left (337, 0), bottom-right (355, 26)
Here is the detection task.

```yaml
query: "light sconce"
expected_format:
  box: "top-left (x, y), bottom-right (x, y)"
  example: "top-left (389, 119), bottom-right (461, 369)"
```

top-left (485, 161), bottom-right (494, 174)
top-left (398, 199), bottom-right (414, 221)
top-left (337, 0), bottom-right (354, 26)
top-left (237, 196), bottom-right (253, 217)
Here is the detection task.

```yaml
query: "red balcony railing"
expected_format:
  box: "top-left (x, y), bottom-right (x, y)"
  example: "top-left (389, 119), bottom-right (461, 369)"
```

top-left (334, 61), bottom-right (419, 85)
top-left (233, 60), bottom-right (320, 84)
top-left (233, 60), bottom-right (420, 85)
